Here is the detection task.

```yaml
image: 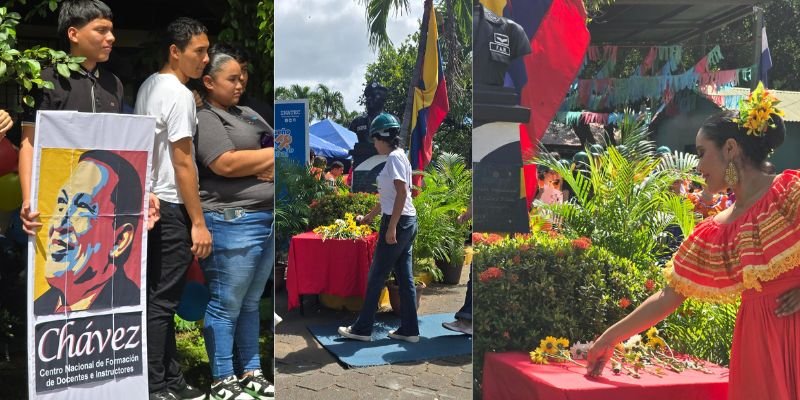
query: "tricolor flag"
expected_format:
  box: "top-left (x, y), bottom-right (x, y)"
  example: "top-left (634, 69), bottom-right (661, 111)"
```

top-left (481, 0), bottom-right (589, 205)
top-left (410, 0), bottom-right (449, 188)
top-left (760, 23), bottom-right (772, 87)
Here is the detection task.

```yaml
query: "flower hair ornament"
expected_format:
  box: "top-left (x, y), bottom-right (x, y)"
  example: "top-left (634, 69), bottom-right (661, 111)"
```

top-left (732, 82), bottom-right (785, 137)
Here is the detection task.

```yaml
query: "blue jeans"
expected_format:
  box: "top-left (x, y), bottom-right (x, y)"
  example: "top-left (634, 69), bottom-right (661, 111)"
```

top-left (351, 215), bottom-right (419, 336)
top-left (200, 210), bottom-right (274, 380)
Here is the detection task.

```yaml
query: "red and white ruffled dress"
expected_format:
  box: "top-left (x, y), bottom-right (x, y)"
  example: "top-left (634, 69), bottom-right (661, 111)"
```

top-left (664, 170), bottom-right (800, 400)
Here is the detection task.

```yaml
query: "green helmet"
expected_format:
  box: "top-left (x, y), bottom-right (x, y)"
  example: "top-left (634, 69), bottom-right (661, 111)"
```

top-left (370, 112), bottom-right (400, 138)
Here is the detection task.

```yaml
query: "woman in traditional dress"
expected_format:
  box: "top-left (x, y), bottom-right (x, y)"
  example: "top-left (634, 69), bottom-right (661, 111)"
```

top-left (587, 90), bottom-right (798, 399)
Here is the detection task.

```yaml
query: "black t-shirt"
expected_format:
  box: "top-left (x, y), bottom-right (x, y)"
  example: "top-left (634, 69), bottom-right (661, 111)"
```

top-left (473, 6), bottom-right (531, 86)
top-left (21, 65), bottom-right (123, 126)
top-left (349, 113), bottom-right (373, 144)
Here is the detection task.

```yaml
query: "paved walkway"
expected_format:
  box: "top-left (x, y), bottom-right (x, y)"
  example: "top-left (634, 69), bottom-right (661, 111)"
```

top-left (275, 267), bottom-right (473, 399)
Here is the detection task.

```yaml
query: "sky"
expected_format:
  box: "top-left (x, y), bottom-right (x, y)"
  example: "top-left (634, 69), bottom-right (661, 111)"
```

top-left (275, 0), bottom-right (424, 113)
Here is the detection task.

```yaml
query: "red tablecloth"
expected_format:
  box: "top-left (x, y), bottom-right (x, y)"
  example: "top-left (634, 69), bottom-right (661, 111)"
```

top-left (482, 352), bottom-right (729, 400)
top-left (287, 232), bottom-right (378, 310)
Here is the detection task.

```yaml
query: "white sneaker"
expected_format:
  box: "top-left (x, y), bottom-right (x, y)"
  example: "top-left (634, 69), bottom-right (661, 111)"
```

top-left (338, 326), bottom-right (372, 341)
top-left (387, 329), bottom-right (419, 343)
top-left (210, 375), bottom-right (255, 400)
top-left (240, 369), bottom-right (274, 399)
top-left (442, 319), bottom-right (473, 336)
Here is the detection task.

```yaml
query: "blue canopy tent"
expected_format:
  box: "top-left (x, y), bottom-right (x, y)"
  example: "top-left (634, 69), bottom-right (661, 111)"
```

top-left (309, 119), bottom-right (357, 159)
top-left (309, 134), bottom-right (350, 158)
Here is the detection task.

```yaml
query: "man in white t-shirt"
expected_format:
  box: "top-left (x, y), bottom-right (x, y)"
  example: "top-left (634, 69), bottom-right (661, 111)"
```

top-left (134, 17), bottom-right (210, 400)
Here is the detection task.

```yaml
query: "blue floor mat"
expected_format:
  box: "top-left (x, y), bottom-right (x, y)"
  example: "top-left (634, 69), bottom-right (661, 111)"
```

top-left (307, 313), bottom-right (472, 368)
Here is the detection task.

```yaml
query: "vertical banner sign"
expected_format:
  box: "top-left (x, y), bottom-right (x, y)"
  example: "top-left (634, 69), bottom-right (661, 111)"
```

top-left (27, 111), bottom-right (156, 399)
top-left (275, 100), bottom-right (310, 166)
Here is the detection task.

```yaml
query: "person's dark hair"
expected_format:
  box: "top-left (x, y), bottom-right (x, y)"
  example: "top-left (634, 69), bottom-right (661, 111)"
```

top-left (209, 43), bottom-right (249, 64)
top-left (373, 131), bottom-right (401, 148)
top-left (162, 17), bottom-right (208, 63)
top-left (699, 110), bottom-right (785, 167)
top-left (78, 150), bottom-right (142, 265)
top-left (330, 161), bottom-right (344, 170)
top-left (57, 0), bottom-right (113, 50)
top-left (313, 156), bottom-right (327, 168)
top-left (199, 51), bottom-right (237, 96)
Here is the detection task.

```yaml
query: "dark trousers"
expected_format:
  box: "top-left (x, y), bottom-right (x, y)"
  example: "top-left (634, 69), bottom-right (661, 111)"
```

top-left (455, 270), bottom-right (472, 321)
top-left (147, 201), bottom-right (193, 393)
top-left (352, 215), bottom-right (419, 336)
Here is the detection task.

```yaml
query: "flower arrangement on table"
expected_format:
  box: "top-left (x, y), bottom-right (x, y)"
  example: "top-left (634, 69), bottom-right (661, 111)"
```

top-left (530, 328), bottom-right (713, 378)
top-left (312, 213), bottom-right (373, 240)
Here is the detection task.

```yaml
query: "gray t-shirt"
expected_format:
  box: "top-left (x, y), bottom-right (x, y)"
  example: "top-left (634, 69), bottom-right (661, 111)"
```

top-left (195, 104), bottom-right (274, 212)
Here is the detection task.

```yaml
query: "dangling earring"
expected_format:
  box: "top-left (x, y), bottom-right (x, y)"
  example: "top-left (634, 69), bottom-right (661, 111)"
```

top-left (725, 161), bottom-right (739, 187)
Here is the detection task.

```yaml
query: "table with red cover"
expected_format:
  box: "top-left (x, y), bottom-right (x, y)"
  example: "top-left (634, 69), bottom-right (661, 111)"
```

top-left (287, 232), bottom-right (378, 310)
top-left (482, 352), bottom-right (729, 400)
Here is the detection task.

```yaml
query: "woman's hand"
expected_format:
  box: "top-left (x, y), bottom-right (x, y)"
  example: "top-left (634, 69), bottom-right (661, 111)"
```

top-left (357, 214), bottom-right (373, 225)
top-left (385, 225), bottom-right (397, 244)
top-left (147, 193), bottom-right (161, 230)
top-left (586, 336), bottom-right (616, 377)
top-left (776, 287), bottom-right (800, 317)
top-left (0, 109), bottom-right (12, 140)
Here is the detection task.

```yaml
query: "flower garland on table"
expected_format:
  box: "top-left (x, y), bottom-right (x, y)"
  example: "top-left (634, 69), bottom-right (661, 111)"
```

top-left (732, 81), bottom-right (785, 137)
top-left (312, 213), bottom-right (372, 241)
top-left (529, 328), bottom-right (714, 378)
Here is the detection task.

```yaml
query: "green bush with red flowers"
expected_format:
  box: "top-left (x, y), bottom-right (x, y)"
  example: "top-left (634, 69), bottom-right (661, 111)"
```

top-left (473, 231), bottom-right (662, 394)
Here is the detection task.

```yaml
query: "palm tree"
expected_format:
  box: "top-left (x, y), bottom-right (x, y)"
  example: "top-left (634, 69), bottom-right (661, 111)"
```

top-left (312, 84), bottom-right (347, 121)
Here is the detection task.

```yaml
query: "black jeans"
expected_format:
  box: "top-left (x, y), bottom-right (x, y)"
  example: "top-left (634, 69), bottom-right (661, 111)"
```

top-left (147, 201), bottom-right (193, 393)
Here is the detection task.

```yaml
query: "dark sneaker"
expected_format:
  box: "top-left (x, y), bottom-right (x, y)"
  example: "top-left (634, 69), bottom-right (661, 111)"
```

top-left (150, 391), bottom-right (178, 400)
top-left (240, 369), bottom-right (275, 399)
top-left (210, 375), bottom-right (255, 400)
top-left (338, 326), bottom-right (371, 341)
top-left (388, 329), bottom-right (420, 343)
top-left (173, 383), bottom-right (207, 400)
top-left (442, 319), bottom-right (473, 336)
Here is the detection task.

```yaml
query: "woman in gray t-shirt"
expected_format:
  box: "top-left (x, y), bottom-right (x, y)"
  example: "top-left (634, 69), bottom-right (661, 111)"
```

top-left (194, 51), bottom-right (275, 400)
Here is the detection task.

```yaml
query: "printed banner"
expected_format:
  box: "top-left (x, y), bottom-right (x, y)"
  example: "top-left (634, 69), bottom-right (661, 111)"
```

top-left (27, 111), bottom-right (155, 399)
top-left (275, 100), bottom-right (310, 166)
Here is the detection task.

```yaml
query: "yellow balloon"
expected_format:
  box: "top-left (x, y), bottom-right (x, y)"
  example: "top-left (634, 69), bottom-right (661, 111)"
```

top-left (0, 173), bottom-right (22, 211)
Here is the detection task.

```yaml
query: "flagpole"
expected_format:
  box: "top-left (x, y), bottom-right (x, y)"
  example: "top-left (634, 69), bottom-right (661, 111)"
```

top-left (751, 5), bottom-right (763, 90)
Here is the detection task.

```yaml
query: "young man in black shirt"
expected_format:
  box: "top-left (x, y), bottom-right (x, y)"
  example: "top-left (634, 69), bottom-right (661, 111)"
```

top-left (18, 0), bottom-right (159, 234)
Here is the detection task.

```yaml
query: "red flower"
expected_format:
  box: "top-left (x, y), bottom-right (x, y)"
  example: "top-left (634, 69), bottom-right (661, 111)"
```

top-left (519, 243), bottom-right (530, 252)
top-left (571, 237), bottom-right (592, 250)
top-left (479, 267), bottom-right (504, 282)
top-left (512, 255), bottom-right (521, 265)
top-left (503, 331), bottom-right (510, 339)
top-left (619, 297), bottom-right (631, 309)
top-left (472, 232), bottom-right (484, 244)
top-left (645, 279), bottom-right (655, 292)
top-left (310, 200), bottom-right (319, 208)
top-left (472, 232), bottom-right (503, 245)
top-left (548, 231), bottom-right (559, 238)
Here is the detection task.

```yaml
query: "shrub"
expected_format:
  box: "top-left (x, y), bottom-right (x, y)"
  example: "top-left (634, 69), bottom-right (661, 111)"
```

top-left (308, 192), bottom-right (379, 229)
top-left (663, 299), bottom-right (738, 367)
top-left (473, 231), bottom-right (661, 394)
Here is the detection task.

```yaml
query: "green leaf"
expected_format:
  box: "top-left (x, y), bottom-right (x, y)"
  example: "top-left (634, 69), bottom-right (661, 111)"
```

top-left (22, 79), bottom-right (31, 91)
top-left (23, 95), bottom-right (34, 108)
top-left (42, 80), bottom-right (54, 90)
top-left (56, 63), bottom-right (70, 78)
top-left (0, 61), bottom-right (5, 77)
top-left (49, 0), bottom-right (58, 12)
top-left (67, 62), bottom-right (80, 72)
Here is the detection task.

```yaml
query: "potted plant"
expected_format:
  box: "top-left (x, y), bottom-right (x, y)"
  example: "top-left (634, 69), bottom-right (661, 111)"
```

top-left (385, 273), bottom-right (426, 317)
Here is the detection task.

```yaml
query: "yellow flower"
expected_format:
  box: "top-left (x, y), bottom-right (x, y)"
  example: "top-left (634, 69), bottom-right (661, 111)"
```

top-left (539, 336), bottom-right (560, 355)
top-left (556, 337), bottom-right (569, 350)
top-left (645, 327), bottom-right (658, 340)
top-left (530, 349), bottom-right (549, 364)
top-left (647, 336), bottom-right (667, 351)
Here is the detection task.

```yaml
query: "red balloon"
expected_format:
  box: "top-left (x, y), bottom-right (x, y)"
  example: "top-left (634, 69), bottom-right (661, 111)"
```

top-left (0, 138), bottom-right (18, 176)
